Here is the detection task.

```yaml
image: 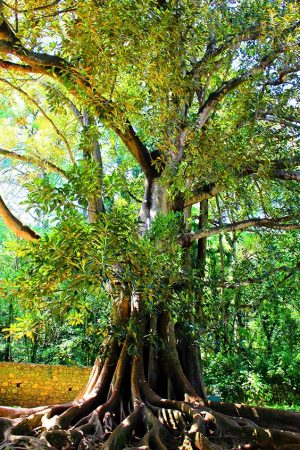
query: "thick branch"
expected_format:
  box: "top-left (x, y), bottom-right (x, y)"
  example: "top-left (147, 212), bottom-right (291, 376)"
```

top-left (0, 11), bottom-right (161, 178)
top-left (0, 21), bottom-right (80, 99)
top-left (243, 156), bottom-right (300, 180)
top-left (0, 39), bottom-right (67, 71)
top-left (0, 59), bottom-right (45, 75)
top-left (0, 195), bottom-right (40, 241)
top-left (273, 156), bottom-right (300, 169)
top-left (1, 65), bottom-right (156, 178)
top-left (116, 125), bottom-right (159, 179)
top-left (273, 170), bottom-right (300, 182)
top-left (265, 63), bottom-right (300, 86)
top-left (192, 18), bottom-right (300, 121)
top-left (0, 48), bottom-right (156, 178)
top-left (258, 114), bottom-right (300, 130)
top-left (180, 215), bottom-right (300, 246)
top-left (0, 148), bottom-right (68, 177)
top-left (184, 183), bottom-right (217, 207)
top-left (0, 10), bottom-right (67, 70)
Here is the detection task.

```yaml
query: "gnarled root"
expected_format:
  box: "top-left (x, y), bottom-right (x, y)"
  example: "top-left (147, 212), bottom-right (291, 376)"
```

top-left (1, 323), bottom-right (300, 450)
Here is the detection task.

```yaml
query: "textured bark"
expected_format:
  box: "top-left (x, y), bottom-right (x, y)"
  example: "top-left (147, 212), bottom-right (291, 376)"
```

top-left (1, 304), bottom-right (300, 449)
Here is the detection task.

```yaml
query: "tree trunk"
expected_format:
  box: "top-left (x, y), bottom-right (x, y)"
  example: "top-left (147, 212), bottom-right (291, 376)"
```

top-left (82, 112), bottom-right (104, 223)
top-left (1, 181), bottom-right (299, 449)
top-left (0, 300), bottom-right (299, 449)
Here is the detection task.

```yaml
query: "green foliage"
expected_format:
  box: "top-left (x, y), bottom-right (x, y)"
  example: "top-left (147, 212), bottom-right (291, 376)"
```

top-left (201, 224), bottom-right (300, 408)
top-left (24, 160), bottom-right (100, 216)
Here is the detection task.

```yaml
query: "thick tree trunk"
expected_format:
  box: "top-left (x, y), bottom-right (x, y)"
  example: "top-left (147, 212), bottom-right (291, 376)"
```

top-left (0, 302), bottom-right (300, 450)
top-left (1, 181), bottom-right (299, 449)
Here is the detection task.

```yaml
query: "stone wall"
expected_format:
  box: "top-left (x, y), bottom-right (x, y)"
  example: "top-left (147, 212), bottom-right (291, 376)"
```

top-left (0, 362), bottom-right (91, 407)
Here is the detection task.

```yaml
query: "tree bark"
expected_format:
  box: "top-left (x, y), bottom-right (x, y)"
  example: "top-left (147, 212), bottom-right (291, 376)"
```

top-left (0, 270), bottom-right (300, 449)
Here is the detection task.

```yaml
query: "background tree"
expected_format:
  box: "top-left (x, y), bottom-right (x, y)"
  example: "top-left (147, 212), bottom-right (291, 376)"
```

top-left (0, 1), bottom-right (299, 449)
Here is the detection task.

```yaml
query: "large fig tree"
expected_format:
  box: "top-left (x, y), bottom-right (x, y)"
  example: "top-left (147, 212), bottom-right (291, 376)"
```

top-left (0, 1), bottom-right (299, 448)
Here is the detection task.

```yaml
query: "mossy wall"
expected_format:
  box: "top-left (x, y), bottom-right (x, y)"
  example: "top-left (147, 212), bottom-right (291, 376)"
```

top-left (0, 362), bottom-right (91, 407)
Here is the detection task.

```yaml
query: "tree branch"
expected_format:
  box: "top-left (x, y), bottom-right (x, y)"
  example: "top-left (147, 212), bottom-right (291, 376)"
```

top-left (0, 148), bottom-right (68, 177)
top-left (41, 83), bottom-right (158, 178)
top-left (180, 215), bottom-right (300, 246)
top-left (0, 59), bottom-right (45, 75)
top-left (258, 114), bottom-right (300, 130)
top-left (0, 39), bottom-right (67, 71)
top-left (0, 10), bottom-right (162, 179)
top-left (265, 63), bottom-right (300, 86)
top-left (184, 183), bottom-right (217, 207)
top-left (185, 156), bottom-right (300, 207)
top-left (195, 42), bottom-right (298, 129)
top-left (0, 37), bottom-right (157, 178)
top-left (0, 195), bottom-right (40, 241)
top-left (0, 17), bottom-right (77, 100)
top-left (116, 125), bottom-right (159, 179)
top-left (273, 170), bottom-right (300, 182)
top-left (189, 25), bottom-right (262, 77)
top-left (243, 156), bottom-right (300, 180)
top-left (124, 190), bottom-right (142, 203)
top-left (273, 157), bottom-right (300, 169)
top-left (0, 63), bottom-right (156, 178)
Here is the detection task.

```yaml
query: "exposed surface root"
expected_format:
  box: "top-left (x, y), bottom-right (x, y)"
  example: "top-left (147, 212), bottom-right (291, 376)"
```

top-left (1, 331), bottom-right (300, 449)
top-left (208, 400), bottom-right (300, 433)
